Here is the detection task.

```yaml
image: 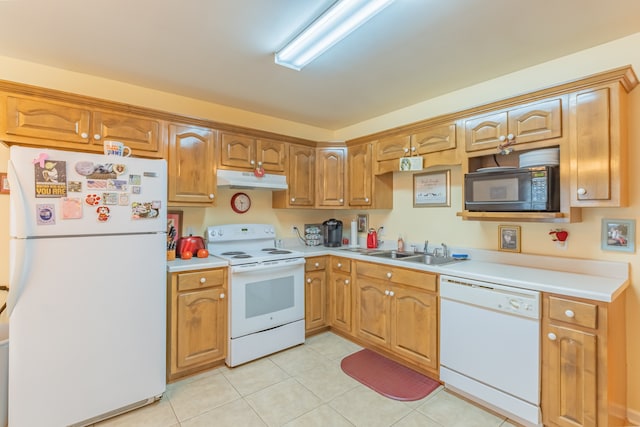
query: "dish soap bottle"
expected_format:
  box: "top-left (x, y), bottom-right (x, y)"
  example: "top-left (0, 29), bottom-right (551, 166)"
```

top-left (397, 235), bottom-right (405, 252)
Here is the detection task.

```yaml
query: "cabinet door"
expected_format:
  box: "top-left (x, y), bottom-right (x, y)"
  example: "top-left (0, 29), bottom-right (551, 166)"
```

top-left (412, 122), bottom-right (457, 155)
top-left (347, 143), bottom-right (373, 207)
top-left (317, 147), bottom-right (346, 207)
top-left (464, 111), bottom-right (508, 152)
top-left (329, 271), bottom-right (352, 334)
top-left (176, 287), bottom-right (226, 369)
top-left (3, 95), bottom-right (92, 145)
top-left (256, 138), bottom-right (287, 173)
top-left (288, 144), bottom-right (315, 207)
top-left (507, 98), bottom-right (561, 145)
top-left (543, 324), bottom-right (597, 427)
top-left (305, 270), bottom-right (327, 332)
top-left (375, 135), bottom-right (411, 161)
top-left (219, 132), bottom-right (255, 170)
top-left (390, 284), bottom-right (438, 370)
top-left (570, 85), bottom-right (626, 207)
top-left (93, 110), bottom-right (162, 157)
top-left (355, 276), bottom-right (390, 347)
top-left (168, 124), bottom-right (217, 204)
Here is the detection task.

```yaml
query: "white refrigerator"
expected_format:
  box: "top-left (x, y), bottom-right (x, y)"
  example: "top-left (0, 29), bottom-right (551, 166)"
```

top-left (6, 146), bottom-right (167, 426)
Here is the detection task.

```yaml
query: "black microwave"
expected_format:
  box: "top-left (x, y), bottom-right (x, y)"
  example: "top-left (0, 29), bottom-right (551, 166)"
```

top-left (464, 166), bottom-right (560, 212)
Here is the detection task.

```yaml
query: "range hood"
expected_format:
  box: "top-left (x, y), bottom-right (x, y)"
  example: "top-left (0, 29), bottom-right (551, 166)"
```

top-left (216, 169), bottom-right (288, 190)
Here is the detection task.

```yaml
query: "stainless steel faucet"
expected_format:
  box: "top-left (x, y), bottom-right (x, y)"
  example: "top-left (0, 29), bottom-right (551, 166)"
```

top-left (441, 243), bottom-right (449, 258)
top-left (423, 240), bottom-right (429, 254)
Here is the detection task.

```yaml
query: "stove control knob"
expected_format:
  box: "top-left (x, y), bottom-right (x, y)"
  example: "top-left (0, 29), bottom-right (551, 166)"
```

top-left (209, 230), bottom-right (217, 238)
top-left (218, 229), bottom-right (224, 236)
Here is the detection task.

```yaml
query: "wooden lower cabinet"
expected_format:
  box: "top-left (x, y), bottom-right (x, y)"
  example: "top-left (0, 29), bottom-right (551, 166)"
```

top-left (167, 268), bottom-right (227, 382)
top-left (328, 257), bottom-right (353, 334)
top-left (305, 257), bottom-right (328, 334)
top-left (354, 261), bottom-right (438, 374)
top-left (541, 292), bottom-right (627, 427)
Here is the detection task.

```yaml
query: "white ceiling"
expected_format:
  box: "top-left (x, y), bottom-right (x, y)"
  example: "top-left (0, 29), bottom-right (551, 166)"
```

top-left (1, 0), bottom-right (640, 130)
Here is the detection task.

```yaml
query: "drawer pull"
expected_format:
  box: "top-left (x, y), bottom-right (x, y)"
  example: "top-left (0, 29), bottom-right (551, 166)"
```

top-left (548, 332), bottom-right (557, 341)
top-left (565, 309), bottom-right (575, 318)
top-left (199, 277), bottom-right (206, 284)
top-left (337, 262), bottom-right (342, 268)
top-left (314, 262), bottom-right (320, 268)
top-left (386, 272), bottom-right (392, 279)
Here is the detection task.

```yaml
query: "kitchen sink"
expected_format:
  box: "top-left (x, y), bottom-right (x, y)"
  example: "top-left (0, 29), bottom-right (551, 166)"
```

top-left (366, 250), bottom-right (419, 259)
top-left (339, 248), bottom-right (384, 255)
top-left (402, 254), bottom-right (459, 266)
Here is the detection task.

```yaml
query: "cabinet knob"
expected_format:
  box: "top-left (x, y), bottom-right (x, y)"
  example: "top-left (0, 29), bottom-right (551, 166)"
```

top-left (389, 290), bottom-right (395, 297)
top-left (80, 132), bottom-right (89, 139)
top-left (337, 262), bottom-right (342, 268)
top-left (365, 197), bottom-right (369, 203)
top-left (577, 188), bottom-right (587, 196)
top-left (564, 309), bottom-right (575, 318)
top-left (314, 262), bottom-right (320, 268)
top-left (250, 160), bottom-right (255, 165)
top-left (385, 290), bottom-right (390, 296)
top-left (386, 272), bottom-right (392, 279)
top-left (403, 147), bottom-right (409, 153)
top-left (507, 133), bottom-right (514, 141)
top-left (339, 198), bottom-right (344, 203)
top-left (219, 293), bottom-right (225, 299)
top-left (291, 198), bottom-right (295, 202)
top-left (344, 279), bottom-right (350, 285)
top-left (200, 277), bottom-right (206, 284)
top-left (94, 134), bottom-right (101, 140)
top-left (411, 146), bottom-right (416, 152)
top-left (307, 278), bottom-right (312, 284)
top-left (209, 194), bottom-right (215, 199)
top-left (547, 332), bottom-right (557, 341)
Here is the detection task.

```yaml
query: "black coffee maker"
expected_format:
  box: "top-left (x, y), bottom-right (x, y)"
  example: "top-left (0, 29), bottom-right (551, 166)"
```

top-left (322, 218), bottom-right (343, 247)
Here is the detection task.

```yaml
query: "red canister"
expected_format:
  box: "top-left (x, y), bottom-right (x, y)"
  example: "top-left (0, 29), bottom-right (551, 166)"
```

top-left (366, 228), bottom-right (378, 249)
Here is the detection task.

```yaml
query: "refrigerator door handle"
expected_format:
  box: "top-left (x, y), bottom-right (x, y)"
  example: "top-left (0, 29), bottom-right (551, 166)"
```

top-left (8, 159), bottom-right (31, 238)
top-left (6, 239), bottom-right (31, 317)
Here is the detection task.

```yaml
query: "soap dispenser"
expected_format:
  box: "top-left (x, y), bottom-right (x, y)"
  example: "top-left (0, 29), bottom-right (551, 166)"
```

top-left (397, 235), bottom-right (405, 252)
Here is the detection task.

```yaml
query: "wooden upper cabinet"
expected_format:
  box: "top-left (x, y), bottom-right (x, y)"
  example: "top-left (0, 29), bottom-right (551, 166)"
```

top-left (347, 143), bottom-right (374, 207)
top-left (273, 144), bottom-right (315, 208)
top-left (411, 122), bottom-right (457, 155)
top-left (219, 131), bottom-right (286, 173)
top-left (316, 147), bottom-right (346, 207)
top-left (464, 97), bottom-right (562, 152)
top-left (376, 135), bottom-right (411, 161)
top-left (1, 94), bottom-right (164, 158)
top-left (168, 123), bottom-right (217, 205)
top-left (569, 84), bottom-right (627, 207)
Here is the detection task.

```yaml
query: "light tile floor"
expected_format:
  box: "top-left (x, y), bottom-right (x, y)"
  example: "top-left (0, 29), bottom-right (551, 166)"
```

top-left (95, 332), bottom-right (519, 427)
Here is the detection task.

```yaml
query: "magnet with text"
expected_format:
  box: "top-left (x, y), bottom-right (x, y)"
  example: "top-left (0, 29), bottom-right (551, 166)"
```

top-left (35, 160), bottom-right (67, 198)
top-left (36, 204), bottom-right (56, 225)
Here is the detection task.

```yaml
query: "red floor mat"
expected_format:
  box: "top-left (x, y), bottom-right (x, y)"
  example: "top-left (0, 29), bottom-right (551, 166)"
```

top-left (341, 349), bottom-right (440, 401)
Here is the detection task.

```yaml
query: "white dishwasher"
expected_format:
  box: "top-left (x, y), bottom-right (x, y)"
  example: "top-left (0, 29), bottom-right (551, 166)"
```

top-left (439, 275), bottom-right (542, 427)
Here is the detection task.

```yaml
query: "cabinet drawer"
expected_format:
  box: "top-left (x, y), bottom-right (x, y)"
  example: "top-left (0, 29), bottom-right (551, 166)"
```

top-left (356, 262), bottom-right (437, 292)
top-left (331, 257), bottom-right (351, 273)
top-left (548, 296), bottom-right (597, 329)
top-left (177, 269), bottom-right (225, 292)
top-left (305, 257), bottom-right (326, 272)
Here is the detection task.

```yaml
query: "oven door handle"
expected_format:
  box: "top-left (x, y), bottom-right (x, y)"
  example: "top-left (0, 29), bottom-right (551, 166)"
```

top-left (230, 257), bottom-right (305, 273)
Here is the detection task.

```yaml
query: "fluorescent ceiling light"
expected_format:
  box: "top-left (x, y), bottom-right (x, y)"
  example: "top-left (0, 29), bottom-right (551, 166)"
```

top-left (275, 0), bottom-right (395, 71)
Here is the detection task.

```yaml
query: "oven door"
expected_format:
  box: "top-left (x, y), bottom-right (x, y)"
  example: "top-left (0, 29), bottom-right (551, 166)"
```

top-left (229, 258), bottom-right (305, 339)
top-left (465, 170), bottom-right (532, 211)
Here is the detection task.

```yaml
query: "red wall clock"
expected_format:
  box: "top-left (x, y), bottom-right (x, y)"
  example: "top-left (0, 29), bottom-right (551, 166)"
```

top-left (230, 192), bottom-right (251, 213)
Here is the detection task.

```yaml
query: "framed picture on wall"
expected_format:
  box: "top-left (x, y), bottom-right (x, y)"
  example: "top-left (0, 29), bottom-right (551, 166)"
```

top-left (167, 210), bottom-right (183, 244)
top-left (413, 169), bottom-right (450, 207)
top-left (357, 214), bottom-right (368, 232)
top-left (498, 225), bottom-right (521, 252)
top-left (601, 218), bottom-right (635, 252)
top-left (0, 173), bottom-right (9, 194)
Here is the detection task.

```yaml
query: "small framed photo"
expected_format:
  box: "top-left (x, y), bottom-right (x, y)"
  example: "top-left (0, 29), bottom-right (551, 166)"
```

top-left (167, 210), bottom-right (183, 243)
top-left (498, 225), bottom-right (521, 252)
top-left (413, 169), bottom-right (450, 207)
top-left (601, 218), bottom-right (635, 252)
top-left (357, 214), bottom-right (368, 233)
top-left (0, 173), bottom-right (9, 194)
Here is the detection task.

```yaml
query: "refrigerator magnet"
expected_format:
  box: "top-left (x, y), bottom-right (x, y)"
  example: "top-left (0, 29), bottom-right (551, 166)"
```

top-left (96, 206), bottom-right (111, 222)
top-left (129, 174), bottom-right (141, 185)
top-left (85, 194), bottom-right (101, 206)
top-left (36, 204), bottom-right (56, 225)
top-left (61, 198), bottom-right (83, 219)
top-left (67, 181), bottom-right (82, 192)
top-left (118, 193), bottom-right (130, 206)
top-left (34, 160), bottom-right (67, 198)
top-left (107, 179), bottom-right (127, 191)
top-left (131, 186), bottom-right (141, 195)
top-left (102, 193), bottom-right (118, 205)
top-left (86, 180), bottom-right (107, 190)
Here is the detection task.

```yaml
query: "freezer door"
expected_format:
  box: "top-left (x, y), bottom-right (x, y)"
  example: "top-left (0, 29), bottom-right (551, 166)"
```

top-left (9, 146), bottom-right (167, 238)
top-left (8, 233), bottom-right (166, 426)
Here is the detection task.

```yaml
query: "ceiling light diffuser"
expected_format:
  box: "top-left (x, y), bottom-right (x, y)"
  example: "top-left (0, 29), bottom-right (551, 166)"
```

top-left (274, 0), bottom-right (395, 71)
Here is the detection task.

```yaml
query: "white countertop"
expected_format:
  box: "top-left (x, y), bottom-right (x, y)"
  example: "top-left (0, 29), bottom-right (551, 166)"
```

top-left (168, 243), bottom-right (629, 302)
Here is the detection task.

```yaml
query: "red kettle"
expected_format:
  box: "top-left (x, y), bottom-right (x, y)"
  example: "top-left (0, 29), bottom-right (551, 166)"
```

top-left (367, 228), bottom-right (378, 249)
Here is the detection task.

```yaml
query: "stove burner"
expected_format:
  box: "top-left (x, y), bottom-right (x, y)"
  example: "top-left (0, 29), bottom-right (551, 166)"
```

top-left (261, 248), bottom-right (277, 251)
top-left (222, 251), bottom-right (246, 256)
top-left (232, 254), bottom-right (252, 259)
top-left (268, 250), bottom-right (292, 254)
